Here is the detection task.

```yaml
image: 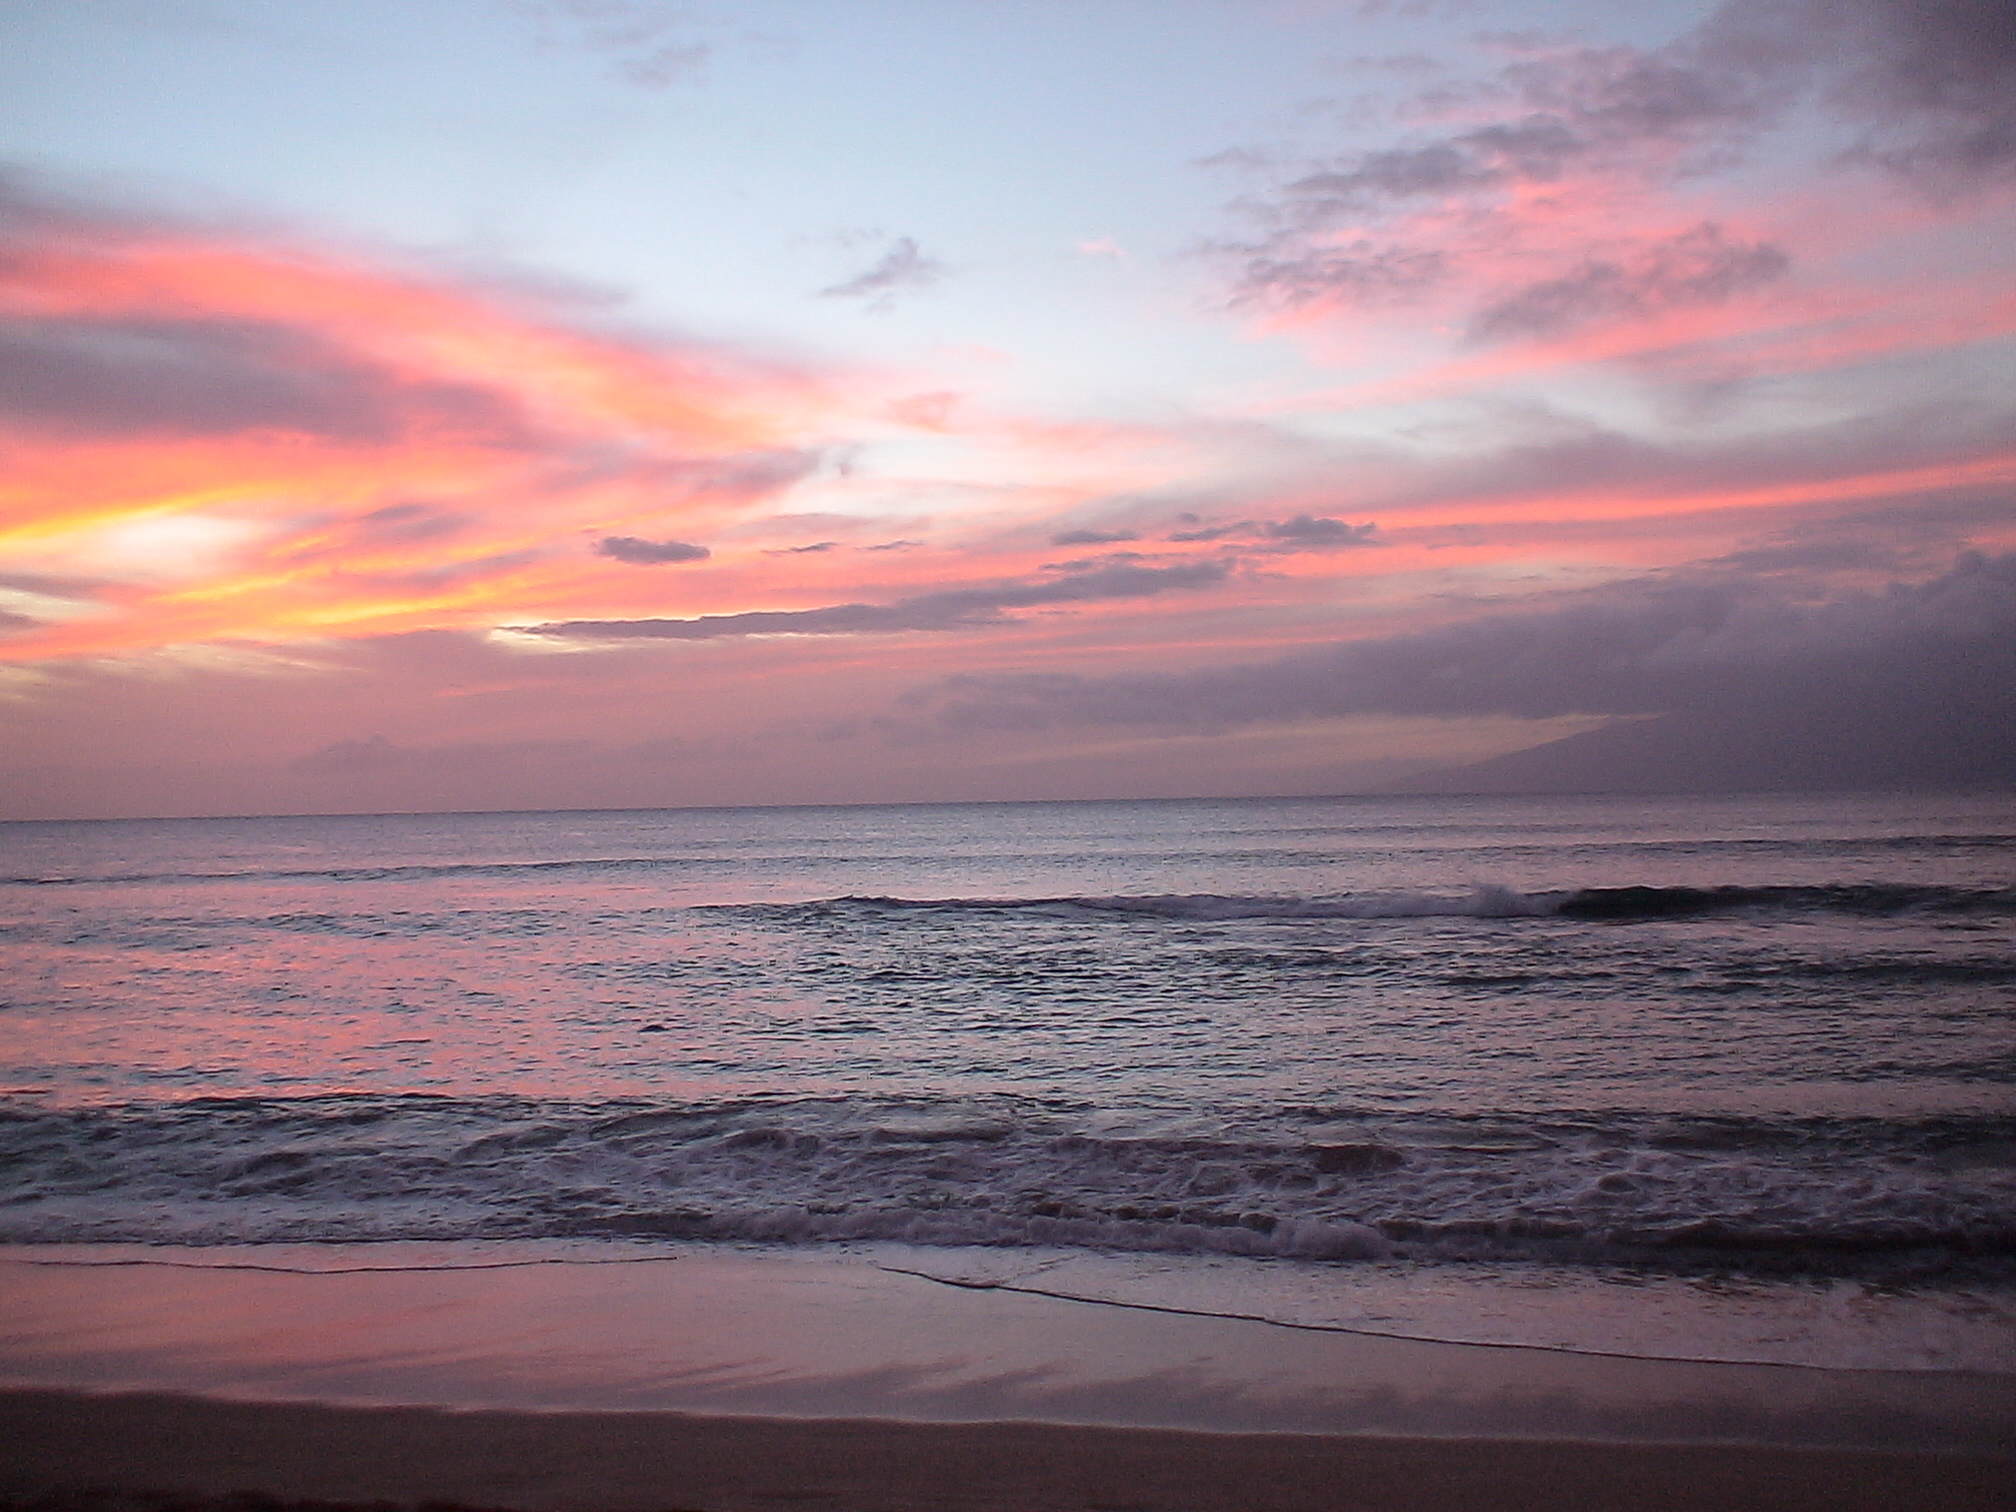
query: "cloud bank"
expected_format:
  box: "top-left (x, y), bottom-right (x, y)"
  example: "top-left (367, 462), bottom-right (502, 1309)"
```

top-left (916, 552), bottom-right (2016, 788)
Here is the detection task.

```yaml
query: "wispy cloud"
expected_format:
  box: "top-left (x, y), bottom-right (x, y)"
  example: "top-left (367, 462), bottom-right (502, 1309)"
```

top-left (1219, 0), bottom-right (2015, 384)
top-left (526, 559), bottom-right (1234, 641)
top-left (819, 237), bottom-right (946, 312)
top-left (1465, 223), bottom-right (1789, 343)
top-left (507, 0), bottom-right (712, 88)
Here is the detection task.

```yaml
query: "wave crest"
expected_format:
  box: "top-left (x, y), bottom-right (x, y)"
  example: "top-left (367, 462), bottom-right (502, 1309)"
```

top-left (802, 883), bottom-right (2016, 922)
top-left (5, 1095), bottom-right (2009, 1278)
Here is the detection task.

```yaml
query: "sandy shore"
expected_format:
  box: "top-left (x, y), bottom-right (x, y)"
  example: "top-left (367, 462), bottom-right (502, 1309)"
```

top-left (2, 1244), bottom-right (2009, 1512)
top-left (4, 1388), bottom-right (2014, 1512)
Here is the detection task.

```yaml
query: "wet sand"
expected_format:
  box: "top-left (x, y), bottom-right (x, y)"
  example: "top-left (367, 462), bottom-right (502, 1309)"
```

top-left (1, 1244), bottom-right (2009, 1512)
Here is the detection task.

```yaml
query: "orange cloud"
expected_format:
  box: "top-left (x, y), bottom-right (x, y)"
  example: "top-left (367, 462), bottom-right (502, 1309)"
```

top-left (0, 194), bottom-right (838, 661)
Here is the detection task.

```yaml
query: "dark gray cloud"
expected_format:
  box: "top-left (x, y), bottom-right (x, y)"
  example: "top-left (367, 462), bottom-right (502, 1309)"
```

top-left (1042, 551), bottom-right (1153, 572)
top-left (0, 314), bottom-right (528, 442)
top-left (1051, 528), bottom-right (1140, 546)
top-left (1167, 515), bottom-right (1380, 551)
top-left (1280, 0), bottom-right (2014, 222)
top-left (597, 535), bottom-right (711, 564)
top-left (527, 558), bottom-right (1232, 641)
top-left (1826, 0), bottom-right (2016, 179)
top-left (1283, 112), bottom-right (1639, 214)
top-left (819, 237), bottom-right (945, 310)
top-left (1253, 25), bottom-right (1791, 237)
top-left (1167, 522), bottom-right (1247, 543)
top-left (1390, 685), bottom-right (2016, 793)
top-left (766, 540), bottom-right (839, 555)
top-left (1261, 514), bottom-right (1381, 548)
top-left (1709, 537), bottom-right (1943, 576)
top-left (1703, 498), bottom-right (2016, 579)
top-left (1467, 223), bottom-right (1790, 342)
top-left (1230, 243), bottom-right (1446, 310)
top-left (916, 554), bottom-right (2016, 754)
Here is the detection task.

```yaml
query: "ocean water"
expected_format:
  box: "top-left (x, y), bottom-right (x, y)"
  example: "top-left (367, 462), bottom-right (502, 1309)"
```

top-left (3, 791), bottom-right (2013, 1368)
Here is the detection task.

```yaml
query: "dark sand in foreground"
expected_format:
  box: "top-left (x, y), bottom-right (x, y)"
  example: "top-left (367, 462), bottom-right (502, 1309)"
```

top-left (4, 1389), bottom-right (2012, 1512)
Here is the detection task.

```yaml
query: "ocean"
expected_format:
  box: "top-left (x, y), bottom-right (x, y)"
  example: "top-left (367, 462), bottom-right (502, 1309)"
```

top-left (3, 790), bottom-right (2013, 1372)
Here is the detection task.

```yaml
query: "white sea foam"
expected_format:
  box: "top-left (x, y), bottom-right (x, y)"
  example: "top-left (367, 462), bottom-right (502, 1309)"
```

top-left (3, 1095), bottom-right (2011, 1282)
top-left (836, 885), bottom-right (1560, 919)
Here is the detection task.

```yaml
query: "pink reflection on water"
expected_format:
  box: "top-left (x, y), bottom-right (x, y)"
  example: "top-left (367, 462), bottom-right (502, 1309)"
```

top-left (6, 875), bottom-right (819, 1107)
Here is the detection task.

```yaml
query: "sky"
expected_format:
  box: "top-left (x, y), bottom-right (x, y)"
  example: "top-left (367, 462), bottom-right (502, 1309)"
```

top-left (2, 0), bottom-right (2013, 819)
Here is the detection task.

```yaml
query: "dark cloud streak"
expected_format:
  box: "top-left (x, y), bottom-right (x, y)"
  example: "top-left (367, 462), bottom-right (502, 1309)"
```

top-left (0, 314), bottom-right (528, 442)
top-left (528, 559), bottom-right (1233, 641)
top-left (1051, 528), bottom-right (1140, 546)
top-left (597, 535), bottom-right (711, 564)
top-left (1168, 515), bottom-right (1380, 550)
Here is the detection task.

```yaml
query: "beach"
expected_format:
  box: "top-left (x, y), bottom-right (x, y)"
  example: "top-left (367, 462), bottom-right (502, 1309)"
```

top-left (8, 1389), bottom-right (2011, 1512)
top-left (1, 1243), bottom-right (2010, 1512)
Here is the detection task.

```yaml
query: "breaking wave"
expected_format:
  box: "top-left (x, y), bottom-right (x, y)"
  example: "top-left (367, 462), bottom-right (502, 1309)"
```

top-left (4, 1094), bottom-right (2011, 1279)
top-left (802, 884), bottom-right (2016, 923)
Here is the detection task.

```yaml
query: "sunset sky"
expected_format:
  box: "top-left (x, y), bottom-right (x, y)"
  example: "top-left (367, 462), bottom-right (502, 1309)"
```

top-left (3, 0), bottom-right (2013, 818)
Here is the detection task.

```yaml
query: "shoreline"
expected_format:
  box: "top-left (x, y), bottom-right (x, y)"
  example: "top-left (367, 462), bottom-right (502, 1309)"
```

top-left (3, 1242), bottom-right (2010, 1511)
top-left (3, 1243), bottom-right (2009, 1442)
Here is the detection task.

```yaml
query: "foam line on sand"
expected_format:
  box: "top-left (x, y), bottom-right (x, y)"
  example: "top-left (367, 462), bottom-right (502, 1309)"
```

top-left (2, 1244), bottom-right (2009, 1512)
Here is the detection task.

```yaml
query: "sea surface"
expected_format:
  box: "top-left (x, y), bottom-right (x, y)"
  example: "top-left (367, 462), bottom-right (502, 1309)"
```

top-left (3, 791), bottom-right (2013, 1369)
